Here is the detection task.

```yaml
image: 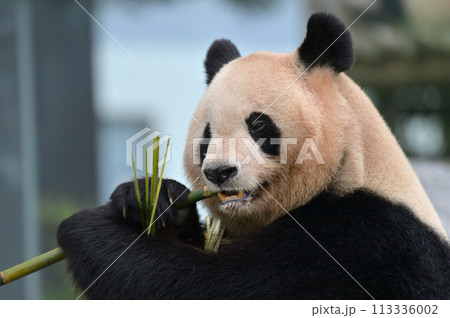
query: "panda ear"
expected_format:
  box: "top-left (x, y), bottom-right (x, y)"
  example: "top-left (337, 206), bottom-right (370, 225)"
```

top-left (204, 39), bottom-right (241, 85)
top-left (298, 13), bottom-right (354, 73)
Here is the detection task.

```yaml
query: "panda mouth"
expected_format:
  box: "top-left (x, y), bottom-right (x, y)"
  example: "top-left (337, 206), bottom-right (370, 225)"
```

top-left (217, 190), bottom-right (250, 204)
top-left (217, 182), bottom-right (268, 205)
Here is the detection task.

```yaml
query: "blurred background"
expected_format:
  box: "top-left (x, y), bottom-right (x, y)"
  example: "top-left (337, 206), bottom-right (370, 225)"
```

top-left (0, 0), bottom-right (449, 299)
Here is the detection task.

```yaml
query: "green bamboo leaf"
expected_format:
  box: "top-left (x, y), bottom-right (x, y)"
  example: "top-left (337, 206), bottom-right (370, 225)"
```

top-left (128, 145), bottom-right (145, 227)
top-left (148, 137), bottom-right (160, 235)
top-left (148, 138), bottom-right (170, 236)
top-left (145, 146), bottom-right (150, 228)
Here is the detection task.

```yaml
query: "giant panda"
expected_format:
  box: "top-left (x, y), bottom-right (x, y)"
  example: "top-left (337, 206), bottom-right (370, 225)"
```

top-left (57, 13), bottom-right (450, 299)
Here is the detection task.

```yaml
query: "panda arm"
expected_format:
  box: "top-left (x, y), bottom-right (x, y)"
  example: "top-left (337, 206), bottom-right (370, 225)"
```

top-left (57, 203), bottom-right (303, 299)
top-left (57, 188), bottom-right (450, 299)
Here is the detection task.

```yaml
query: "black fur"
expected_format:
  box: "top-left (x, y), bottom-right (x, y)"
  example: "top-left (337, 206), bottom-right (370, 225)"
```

top-left (298, 13), bottom-right (354, 73)
top-left (199, 123), bottom-right (211, 165)
top-left (204, 39), bottom-right (241, 85)
top-left (245, 112), bottom-right (281, 156)
top-left (57, 185), bottom-right (450, 299)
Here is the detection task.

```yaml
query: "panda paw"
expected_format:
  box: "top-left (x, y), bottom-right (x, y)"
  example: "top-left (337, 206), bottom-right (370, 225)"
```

top-left (110, 178), bottom-right (199, 238)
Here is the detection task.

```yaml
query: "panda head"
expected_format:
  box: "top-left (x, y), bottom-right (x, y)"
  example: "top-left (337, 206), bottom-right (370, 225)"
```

top-left (183, 13), bottom-right (359, 235)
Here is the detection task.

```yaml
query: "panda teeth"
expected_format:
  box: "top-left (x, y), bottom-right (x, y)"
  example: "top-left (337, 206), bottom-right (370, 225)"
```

top-left (218, 190), bottom-right (245, 203)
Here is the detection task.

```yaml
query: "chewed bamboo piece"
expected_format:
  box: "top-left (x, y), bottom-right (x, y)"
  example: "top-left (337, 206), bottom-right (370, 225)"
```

top-left (204, 215), bottom-right (226, 253)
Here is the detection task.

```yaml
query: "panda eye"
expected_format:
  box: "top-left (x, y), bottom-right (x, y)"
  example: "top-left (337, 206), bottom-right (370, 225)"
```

top-left (251, 120), bottom-right (266, 132)
top-left (245, 112), bottom-right (281, 156)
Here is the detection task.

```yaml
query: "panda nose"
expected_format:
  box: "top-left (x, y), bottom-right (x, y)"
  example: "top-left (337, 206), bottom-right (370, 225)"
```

top-left (203, 165), bottom-right (238, 185)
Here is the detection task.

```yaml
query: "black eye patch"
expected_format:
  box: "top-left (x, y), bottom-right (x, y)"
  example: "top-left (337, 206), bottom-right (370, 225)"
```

top-left (245, 112), bottom-right (281, 156)
top-left (199, 123), bottom-right (211, 165)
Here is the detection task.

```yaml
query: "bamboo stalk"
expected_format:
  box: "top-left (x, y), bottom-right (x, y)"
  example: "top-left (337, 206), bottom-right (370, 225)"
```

top-left (0, 248), bottom-right (65, 286)
top-left (0, 187), bottom-right (216, 287)
top-left (176, 186), bottom-right (214, 209)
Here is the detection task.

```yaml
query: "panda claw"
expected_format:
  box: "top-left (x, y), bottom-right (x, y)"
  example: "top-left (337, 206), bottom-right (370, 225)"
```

top-left (168, 188), bottom-right (174, 205)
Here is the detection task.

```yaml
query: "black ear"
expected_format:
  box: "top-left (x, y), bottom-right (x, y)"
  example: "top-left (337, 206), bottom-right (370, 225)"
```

top-left (298, 13), bottom-right (354, 73)
top-left (204, 39), bottom-right (241, 85)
